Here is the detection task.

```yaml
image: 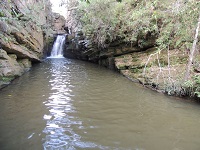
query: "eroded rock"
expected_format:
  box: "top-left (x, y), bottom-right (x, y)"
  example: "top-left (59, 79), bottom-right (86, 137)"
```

top-left (0, 50), bottom-right (24, 77)
top-left (0, 0), bottom-right (54, 88)
top-left (52, 13), bottom-right (66, 34)
top-left (0, 37), bottom-right (40, 61)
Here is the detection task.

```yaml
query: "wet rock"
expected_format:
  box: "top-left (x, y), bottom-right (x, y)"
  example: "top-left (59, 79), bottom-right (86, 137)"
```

top-left (0, 50), bottom-right (24, 77)
top-left (18, 59), bottom-right (32, 71)
top-left (0, 49), bottom-right (33, 88)
top-left (99, 57), bottom-right (115, 70)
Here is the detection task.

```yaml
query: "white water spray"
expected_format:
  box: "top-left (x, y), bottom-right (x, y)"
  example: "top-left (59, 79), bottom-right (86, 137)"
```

top-left (49, 35), bottom-right (66, 58)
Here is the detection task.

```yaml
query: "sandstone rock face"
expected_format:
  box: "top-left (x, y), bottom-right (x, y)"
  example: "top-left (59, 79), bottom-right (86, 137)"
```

top-left (0, 0), bottom-right (53, 88)
top-left (63, 30), bottom-right (191, 95)
top-left (63, 23), bottom-right (157, 63)
top-left (0, 49), bottom-right (32, 88)
top-left (0, 37), bottom-right (40, 61)
top-left (52, 13), bottom-right (67, 34)
top-left (63, 30), bottom-right (156, 64)
top-left (0, 50), bottom-right (24, 77)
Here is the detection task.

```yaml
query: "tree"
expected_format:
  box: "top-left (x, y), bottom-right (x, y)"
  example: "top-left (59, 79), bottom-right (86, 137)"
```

top-left (184, 13), bottom-right (200, 81)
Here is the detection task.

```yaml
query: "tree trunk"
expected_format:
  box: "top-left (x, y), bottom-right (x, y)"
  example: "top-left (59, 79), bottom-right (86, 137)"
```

top-left (184, 14), bottom-right (200, 81)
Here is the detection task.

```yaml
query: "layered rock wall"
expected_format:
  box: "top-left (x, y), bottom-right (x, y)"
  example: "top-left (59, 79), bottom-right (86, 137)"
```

top-left (64, 30), bottom-right (157, 65)
top-left (63, 31), bottom-right (196, 96)
top-left (52, 13), bottom-right (66, 34)
top-left (0, 0), bottom-right (53, 88)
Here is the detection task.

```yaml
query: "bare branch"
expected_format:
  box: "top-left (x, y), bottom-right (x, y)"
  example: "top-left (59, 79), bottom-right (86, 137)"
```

top-left (67, 7), bottom-right (78, 11)
top-left (184, 13), bottom-right (200, 81)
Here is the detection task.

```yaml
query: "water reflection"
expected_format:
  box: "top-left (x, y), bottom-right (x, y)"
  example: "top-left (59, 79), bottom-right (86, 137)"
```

top-left (1, 58), bottom-right (200, 150)
top-left (42, 58), bottom-right (100, 149)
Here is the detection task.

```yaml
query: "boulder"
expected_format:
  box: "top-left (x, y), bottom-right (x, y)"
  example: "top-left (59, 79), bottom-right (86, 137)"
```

top-left (18, 59), bottom-right (32, 71)
top-left (0, 50), bottom-right (24, 77)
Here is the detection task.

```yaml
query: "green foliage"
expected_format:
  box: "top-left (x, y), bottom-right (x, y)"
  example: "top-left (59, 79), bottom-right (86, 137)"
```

top-left (80, 0), bottom-right (90, 3)
top-left (156, 0), bottom-right (200, 50)
top-left (0, 9), bottom-right (5, 17)
top-left (76, 0), bottom-right (199, 51)
top-left (194, 75), bottom-right (200, 84)
top-left (78, 0), bottom-right (119, 47)
top-left (67, 0), bottom-right (200, 98)
top-left (0, 76), bottom-right (14, 83)
top-left (78, 0), bottom-right (158, 47)
top-left (194, 75), bottom-right (200, 98)
top-left (182, 75), bottom-right (200, 98)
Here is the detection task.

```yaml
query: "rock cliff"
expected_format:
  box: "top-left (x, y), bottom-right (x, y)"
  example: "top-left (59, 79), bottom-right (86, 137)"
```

top-left (52, 13), bottom-right (66, 34)
top-left (0, 0), bottom-right (54, 88)
top-left (63, 29), bottom-right (199, 98)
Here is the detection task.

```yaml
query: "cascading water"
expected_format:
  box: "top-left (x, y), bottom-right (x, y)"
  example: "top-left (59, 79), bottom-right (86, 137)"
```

top-left (49, 35), bottom-right (66, 58)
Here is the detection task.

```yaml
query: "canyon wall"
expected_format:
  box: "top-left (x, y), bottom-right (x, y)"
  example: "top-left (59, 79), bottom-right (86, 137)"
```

top-left (63, 30), bottom-right (199, 97)
top-left (0, 0), bottom-right (54, 88)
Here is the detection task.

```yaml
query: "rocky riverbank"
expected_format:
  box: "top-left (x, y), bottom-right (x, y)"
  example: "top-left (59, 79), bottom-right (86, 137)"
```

top-left (0, 0), bottom-right (199, 100)
top-left (62, 0), bottom-right (200, 99)
top-left (63, 30), bottom-right (200, 99)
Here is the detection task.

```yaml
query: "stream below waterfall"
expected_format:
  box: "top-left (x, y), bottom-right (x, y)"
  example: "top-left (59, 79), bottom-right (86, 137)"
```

top-left (0, 58), bottom-right (200, 150)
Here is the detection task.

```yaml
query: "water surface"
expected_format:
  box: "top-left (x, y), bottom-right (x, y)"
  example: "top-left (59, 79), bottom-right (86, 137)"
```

top-left (0, 58), bottom-right (200, 150)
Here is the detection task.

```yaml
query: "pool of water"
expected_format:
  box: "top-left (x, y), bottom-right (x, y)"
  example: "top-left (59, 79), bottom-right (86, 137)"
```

top-left (0, 58), bottom-right (200, 150)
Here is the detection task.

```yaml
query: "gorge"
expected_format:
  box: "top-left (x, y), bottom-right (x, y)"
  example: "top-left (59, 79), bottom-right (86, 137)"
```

top-left (0, 0), bottom-right (199, 99)
top-left (1, 55), bottom-right (200, 150)
top-left (0, 0), bottom-right (200, 149)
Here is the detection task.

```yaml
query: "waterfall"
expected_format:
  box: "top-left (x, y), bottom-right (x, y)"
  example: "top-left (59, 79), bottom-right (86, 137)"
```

top-left (49, 35), bottom-right (66, 58)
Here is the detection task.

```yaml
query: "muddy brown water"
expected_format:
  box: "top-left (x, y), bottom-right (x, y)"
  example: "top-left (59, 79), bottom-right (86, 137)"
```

top-left (0, 58), bottom-right (200, 150)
